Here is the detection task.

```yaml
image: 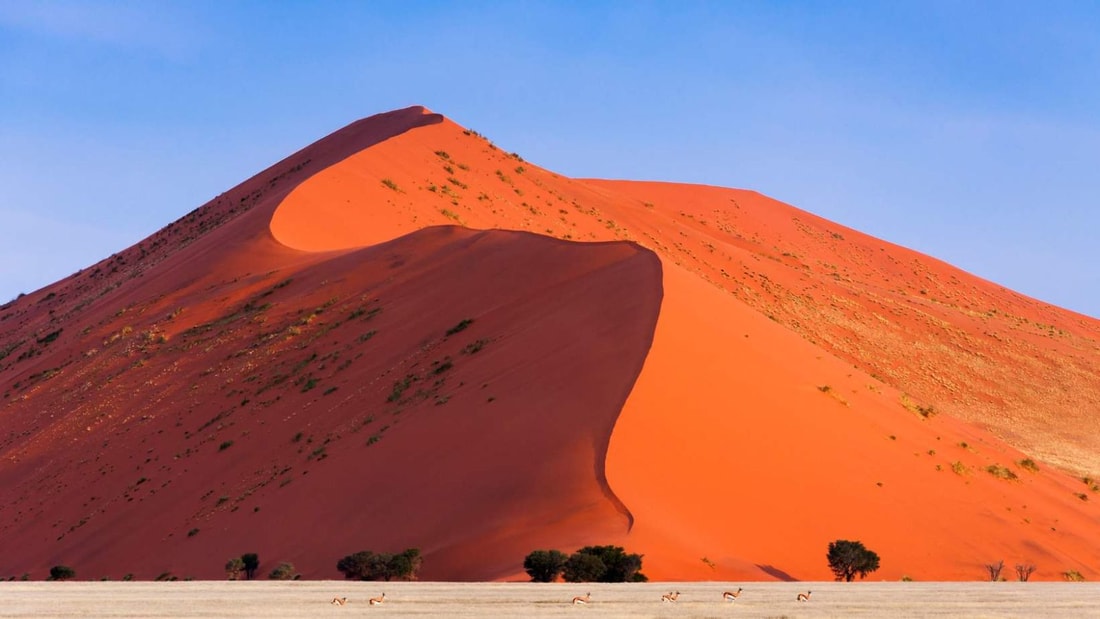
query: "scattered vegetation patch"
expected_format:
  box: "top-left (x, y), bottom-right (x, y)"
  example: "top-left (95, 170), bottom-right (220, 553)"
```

top-left (985, 464), bottom-right (1018, 480)
top-left (381, 178), bottom-right (400, 191)
top-left (951, 461), bottom-right (968, 475)
top-left (446, 319), bottom-right (474, 336)
top-left (36, 329), bottom-right (63, 345)
top-left (387, 375), bottom-right (414, 402)
top-left (218, 440), bottom-right (234, 452)
top-left (462, 339), bottom-right (489, 354)
top-left (1018, 458), bottom-right (1040, 473)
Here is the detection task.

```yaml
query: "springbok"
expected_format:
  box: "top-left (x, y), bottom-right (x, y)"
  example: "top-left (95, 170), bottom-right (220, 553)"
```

top-left (660, 591), bottom-right (680, 602)
top-left (797, 590), bottom-right (812, 602)
top-left (368, 593), bottom-right (386, 606)
top-left (722, 588), bottom-right (743, 601)
top-left (571, 592), bottom-right (591, 605)
top-left (330, 597), bottom-right (348, 606)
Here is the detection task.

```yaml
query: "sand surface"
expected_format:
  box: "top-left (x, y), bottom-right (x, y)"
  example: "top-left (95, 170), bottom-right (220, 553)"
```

top-left (2, 106), bottom-right (1099, 582)
top-left (2, 581), bottom-right (1099, 618)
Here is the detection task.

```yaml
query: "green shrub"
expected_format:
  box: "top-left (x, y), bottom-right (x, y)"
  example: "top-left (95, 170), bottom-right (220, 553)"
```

top-left (225, 557), bottom-right (245, 580)
top-left (336, 548), bottom-right (421, 581)
top-left (563, 552), bottom-right (605, 583)
top-left (48, 565), bottom-right (75, 581)
top-left (269, 562), bottom-right (298, 580)
top-left (563, 546), bottom-right (644, 582)
top-left (523, 550), bottom-right (568, 582)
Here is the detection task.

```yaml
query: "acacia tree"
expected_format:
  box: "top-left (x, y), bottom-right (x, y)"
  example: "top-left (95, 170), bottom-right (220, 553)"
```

top-left (563, 552), bottom-right (606, 583)
top-left (524, 550), bottom-right (568, 582)
top-left (826, 540), bottom-right (880, 582)
top-left (336, 549), bottom-right (422, 581)
top-left (985, 560), bottom-right (1005, 581)
top-left (562, 546), bottom-right (646, 583)
top-left (241, 553), bottom-right (260, 580)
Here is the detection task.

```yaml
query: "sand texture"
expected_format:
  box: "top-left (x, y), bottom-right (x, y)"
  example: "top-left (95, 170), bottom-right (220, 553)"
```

top-left (1, 106), bottom-right (1098, 582)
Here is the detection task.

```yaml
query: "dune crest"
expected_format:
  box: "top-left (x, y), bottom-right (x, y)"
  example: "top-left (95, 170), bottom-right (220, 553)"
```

top-left (1, 106), bottom-right (1098, 581)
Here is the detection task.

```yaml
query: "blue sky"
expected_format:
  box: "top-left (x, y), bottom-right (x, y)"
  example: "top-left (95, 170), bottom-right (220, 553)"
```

top-left (2, 1), bottom-right (1098, 317)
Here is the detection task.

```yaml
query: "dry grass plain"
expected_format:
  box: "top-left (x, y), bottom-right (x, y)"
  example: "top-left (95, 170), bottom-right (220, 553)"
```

top-left (1, 581), bottom-right (1099, 618)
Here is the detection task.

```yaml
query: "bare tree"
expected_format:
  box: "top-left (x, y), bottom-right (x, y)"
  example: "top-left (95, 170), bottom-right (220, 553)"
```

top-left (984, 560), bottom-right (1004, 581)
top-left (1015, 564), bottom-right (1037, 582)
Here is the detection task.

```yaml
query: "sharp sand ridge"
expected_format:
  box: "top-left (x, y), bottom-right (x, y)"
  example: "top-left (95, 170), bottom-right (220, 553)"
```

top-left (1, 106), bottom-right (1098, 582)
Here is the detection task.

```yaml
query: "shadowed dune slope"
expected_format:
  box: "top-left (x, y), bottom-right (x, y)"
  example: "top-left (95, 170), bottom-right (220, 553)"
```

top-left (0, 225), bottom-right (661, 580)
top-left (1, 105), bottom-right (1098, 582)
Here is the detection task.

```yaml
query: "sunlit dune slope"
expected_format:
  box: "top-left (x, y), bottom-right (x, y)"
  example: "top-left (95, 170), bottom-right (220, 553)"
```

top-left (272, 111), bottom-right (1100, 477)
top-left (1, 105), bottom-right (1097, 582)
top-left (608, 260), bottom-right (1099, 581)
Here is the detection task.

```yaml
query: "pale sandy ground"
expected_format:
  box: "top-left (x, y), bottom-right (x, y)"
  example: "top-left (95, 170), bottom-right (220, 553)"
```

top-left (2, 581), bottom-right (1099, 618)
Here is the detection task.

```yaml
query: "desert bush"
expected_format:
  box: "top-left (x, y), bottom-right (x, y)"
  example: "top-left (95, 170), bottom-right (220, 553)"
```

top-left (1015, 563), bottom-right (1036, 582)
top-left (826, 540), bottom-right (880, 582)
top-left (48, 565), bottom-right (75, 581)
top-left (1018, 458), bottom-right (1040, 473)
top-left (336, 548), bottom-right (421, 581)
top-left (445, 319), bottom-right (474, 336)
top-left (523, 550), bottom-right (568, 582)
top-left (563, 546), bottom-right (644, 583)
top-left (225, 557), bottom-right (245, 580)
top-left (985, 464), bottom-right (1018, 480)
top-left (268, 562), bottom-right (298, 580)
top-left (1063, 569), bottom-right (1085, 582)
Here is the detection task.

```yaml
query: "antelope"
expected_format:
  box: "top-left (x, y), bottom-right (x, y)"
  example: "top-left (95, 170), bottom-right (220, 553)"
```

top-left (330, 597), bottom-right (348, 606)
top-left (368, 593), bottom-right (386, 606)
top-left (723, 588), bottom-right (743, 601)
top-left (571, 592), bottom-right (591, 605)
top-left (797, 591), bottom-right (812, 602)
top-left (660, 591), bottom-right (680, 602)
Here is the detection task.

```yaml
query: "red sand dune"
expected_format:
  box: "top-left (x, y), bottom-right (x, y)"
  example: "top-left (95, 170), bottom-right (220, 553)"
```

top-left (1, 106), bottom-right (1097, 582)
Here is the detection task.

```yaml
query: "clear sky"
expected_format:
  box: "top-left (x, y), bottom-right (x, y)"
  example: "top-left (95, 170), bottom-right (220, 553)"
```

top-left (2, 1), bottom-right (1098, 317)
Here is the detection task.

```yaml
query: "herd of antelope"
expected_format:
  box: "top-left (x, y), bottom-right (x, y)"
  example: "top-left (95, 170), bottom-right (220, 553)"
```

top-left (327, 587), bottom-right (813, 606)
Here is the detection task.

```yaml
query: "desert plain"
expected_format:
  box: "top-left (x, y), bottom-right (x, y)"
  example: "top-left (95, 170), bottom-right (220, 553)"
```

top-left (3, 581), bottom-right (1100, 618)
